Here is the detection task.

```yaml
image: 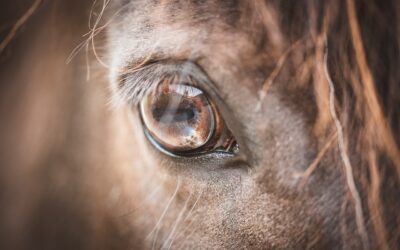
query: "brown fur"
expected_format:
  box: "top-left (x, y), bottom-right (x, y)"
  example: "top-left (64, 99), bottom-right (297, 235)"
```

top-left (0, 0), bottom-right (399, 249)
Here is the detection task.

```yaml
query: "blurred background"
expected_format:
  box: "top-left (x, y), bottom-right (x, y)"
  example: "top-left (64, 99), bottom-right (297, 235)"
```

top-left (0, 1), bottom-right (134, 249)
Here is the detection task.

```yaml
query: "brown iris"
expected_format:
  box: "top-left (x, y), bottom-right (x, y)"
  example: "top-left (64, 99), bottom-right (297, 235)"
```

top-left (140, 82), bottom-right (215, 153)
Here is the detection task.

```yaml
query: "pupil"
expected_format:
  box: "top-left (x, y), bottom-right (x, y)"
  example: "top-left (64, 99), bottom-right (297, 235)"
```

top-left (152, 106), bottom-right (197, 123)
top-left (172, 107), bottom-right (196, 122)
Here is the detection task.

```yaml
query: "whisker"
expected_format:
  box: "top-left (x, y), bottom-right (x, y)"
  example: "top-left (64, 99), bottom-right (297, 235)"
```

top-left (175, 225), bottom-right (198, 250)
top-left (145, 178), bottom-right (181, 250)
top-left (67, 0), bottom-right (127, 66)
top-left (118, 183), bottom-right (163, 218)
top-left (170, 187), bottom-right (204, 249)
top-left (161, 190), bottom-right (193, 249)
top-left (120, 172), bottom-right (169, 218)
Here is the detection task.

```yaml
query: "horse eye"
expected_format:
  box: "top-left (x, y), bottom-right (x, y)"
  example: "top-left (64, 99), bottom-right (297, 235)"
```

top-left (140, 81), bottom-right (238, 156)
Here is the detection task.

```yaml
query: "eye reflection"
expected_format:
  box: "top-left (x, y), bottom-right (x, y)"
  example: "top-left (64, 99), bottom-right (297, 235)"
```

top-left (140, 83), bottom-right (215, 152)
top-left (140, 80), bottom-right (238, 156)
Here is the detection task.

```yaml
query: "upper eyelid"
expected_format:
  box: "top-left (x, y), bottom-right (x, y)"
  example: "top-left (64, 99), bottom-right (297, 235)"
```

top-left (115, 60), bottom-right (217, 106)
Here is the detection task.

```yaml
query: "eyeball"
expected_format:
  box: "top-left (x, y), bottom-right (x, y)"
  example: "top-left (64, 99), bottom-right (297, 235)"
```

top-left (140, 82), bottom-right (215, 152)
top-left (140, 81), bottom-right (238, 156)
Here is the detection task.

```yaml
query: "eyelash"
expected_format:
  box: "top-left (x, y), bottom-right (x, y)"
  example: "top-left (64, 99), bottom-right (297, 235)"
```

top-left (116, 61), bottom-right (208, 107)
